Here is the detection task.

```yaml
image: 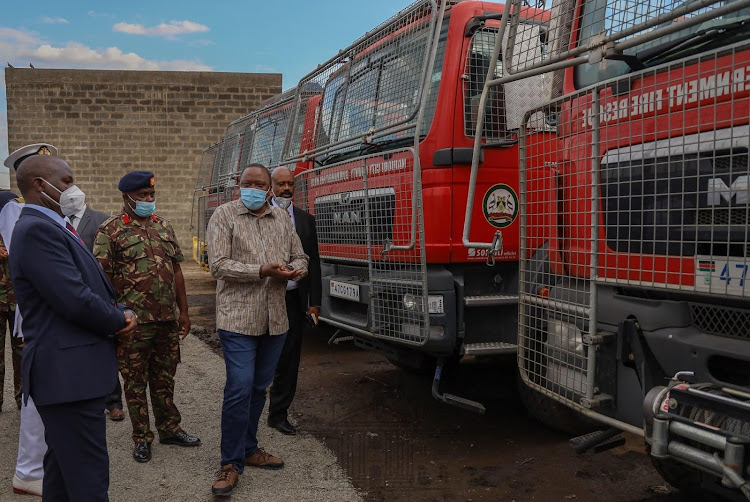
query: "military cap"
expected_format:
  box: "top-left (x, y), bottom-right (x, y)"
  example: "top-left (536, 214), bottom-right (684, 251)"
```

top-left (118, 171), bottom-right (155, 192)
top-left (4, 143), bottom-right (58, 170)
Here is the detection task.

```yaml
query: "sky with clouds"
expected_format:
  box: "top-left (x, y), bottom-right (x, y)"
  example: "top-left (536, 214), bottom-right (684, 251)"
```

top-left (1, 0), bottom-right (410, 172)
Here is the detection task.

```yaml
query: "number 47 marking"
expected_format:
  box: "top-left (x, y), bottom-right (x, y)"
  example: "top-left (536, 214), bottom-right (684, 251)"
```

top-left (720, 263), bottom-right (749, 287)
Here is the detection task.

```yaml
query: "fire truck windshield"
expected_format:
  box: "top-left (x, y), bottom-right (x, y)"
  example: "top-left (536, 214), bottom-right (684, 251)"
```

top-left (574, 0), bottom-right (750, 88)
top-left (248, 111), bottom-right (290, 167)
top-left (318, 25), bottom-right (441, 150)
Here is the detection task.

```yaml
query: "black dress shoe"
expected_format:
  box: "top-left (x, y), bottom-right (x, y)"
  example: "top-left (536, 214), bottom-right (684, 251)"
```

top-left (159, 430), bottom-right (202, 447)
top-left (133, 442), bottom-right (151, 463)
top-left (268, 418), bottom-right (296, 436)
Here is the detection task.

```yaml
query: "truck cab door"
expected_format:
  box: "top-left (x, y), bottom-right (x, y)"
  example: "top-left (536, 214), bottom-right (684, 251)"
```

top-left (453, 22), bottom-right (514, 262)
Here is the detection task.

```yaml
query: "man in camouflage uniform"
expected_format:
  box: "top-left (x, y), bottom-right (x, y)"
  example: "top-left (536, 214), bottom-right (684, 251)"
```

top-left (0, 231), bottom-right (21, 412)
top-left (94, 170), bottom-right (200, 463)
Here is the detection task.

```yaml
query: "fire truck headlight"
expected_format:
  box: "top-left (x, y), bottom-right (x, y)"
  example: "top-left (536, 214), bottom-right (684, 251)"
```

top-left (402, 294), bottom-right (419, 311)
top-left (547, 319), bottom-right (584, 356)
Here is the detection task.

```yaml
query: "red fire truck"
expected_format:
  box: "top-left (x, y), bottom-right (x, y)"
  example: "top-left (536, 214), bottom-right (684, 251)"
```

top-left (284, 0), bottom-right (552, 413)
top-left (193, 0), bottom-right (552, 413)
top-left (192, 86), bottom-right (321, 269)
top-left (467, 0), bottom-right (750, 497)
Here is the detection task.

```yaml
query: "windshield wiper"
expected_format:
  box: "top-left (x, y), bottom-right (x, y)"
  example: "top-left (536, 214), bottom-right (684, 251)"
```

top-left (636, 19), bottom-right (749, 66)
top-left (318, 136), bottom-right (416, 166)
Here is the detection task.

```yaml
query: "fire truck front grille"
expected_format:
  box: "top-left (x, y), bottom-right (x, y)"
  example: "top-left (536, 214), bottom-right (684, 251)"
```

top-left (336, 265), bottom-right (370, 283)
top-left (601, 149), bottom-right (749, 258)
top-left (696, 207), bottom-right (750, 226)
top-left (690, 303), bottom-right (750, 341)
top-left (314, 189), bottom-right (395, 245)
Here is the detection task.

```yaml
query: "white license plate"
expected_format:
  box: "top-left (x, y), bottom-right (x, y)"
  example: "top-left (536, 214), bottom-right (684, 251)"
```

top-left (330, 280), bottom-right (361, 301)
top-left (427, 295), bottom-right (444, 314)
top-left (695, 256), bottom-right (749, 296)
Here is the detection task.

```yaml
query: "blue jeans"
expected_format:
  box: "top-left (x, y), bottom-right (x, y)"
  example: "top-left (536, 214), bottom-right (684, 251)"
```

top-left (218, 329), bottom-right (287, 473)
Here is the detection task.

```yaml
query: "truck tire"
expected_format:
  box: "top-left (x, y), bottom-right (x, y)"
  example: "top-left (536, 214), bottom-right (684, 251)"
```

top-left (386, 354), bottom-right (436, 376)
top-left (516, 374), bottom-right (599, 436)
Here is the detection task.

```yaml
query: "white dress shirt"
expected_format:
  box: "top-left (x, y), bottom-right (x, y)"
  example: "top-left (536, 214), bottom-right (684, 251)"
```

top-left (68, 204), bottom-right (87, 231)
top-left (271, 198), bottom-right (298, 291)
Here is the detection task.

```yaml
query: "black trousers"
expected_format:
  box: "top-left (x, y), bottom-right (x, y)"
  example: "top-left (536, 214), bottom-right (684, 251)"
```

top-left (268, 289), bottom-right (305, 424)
top-left (36, 396), bottom-right (110, 502)
top-left (105, 378), bottom-right (122, 411)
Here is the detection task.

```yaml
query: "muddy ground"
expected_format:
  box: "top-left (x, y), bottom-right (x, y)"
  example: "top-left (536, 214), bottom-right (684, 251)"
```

top-left (186, 263), bottom-right (689, 502)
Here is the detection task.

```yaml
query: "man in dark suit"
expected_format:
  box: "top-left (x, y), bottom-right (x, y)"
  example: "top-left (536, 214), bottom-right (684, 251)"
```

top-left (70, 203), bottom-right (109, 250)
top-left (268, 166), bottom-right (322, 435)
top-left (70, 202), bottom-right (126, 422)
top-left (9, 155), bottom-right (137, 501)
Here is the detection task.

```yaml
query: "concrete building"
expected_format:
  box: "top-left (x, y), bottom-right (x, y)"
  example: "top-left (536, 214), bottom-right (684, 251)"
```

top-left (5, 68), bottom-right (282, 247)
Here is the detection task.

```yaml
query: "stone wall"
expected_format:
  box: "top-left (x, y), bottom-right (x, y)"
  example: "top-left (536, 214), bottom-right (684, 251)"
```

top-left (5, 68), bottom-right (282, 248)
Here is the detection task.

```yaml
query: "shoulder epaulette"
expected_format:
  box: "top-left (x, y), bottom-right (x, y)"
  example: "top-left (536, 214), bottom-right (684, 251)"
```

top-left (101, 215), bottom-right (120, 227)
top-left (13, 197), bottom-right (24, 203)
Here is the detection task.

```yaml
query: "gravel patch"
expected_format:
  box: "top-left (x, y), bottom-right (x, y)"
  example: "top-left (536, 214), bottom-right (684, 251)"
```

top-left (1, 333), bottom-right (363, 502)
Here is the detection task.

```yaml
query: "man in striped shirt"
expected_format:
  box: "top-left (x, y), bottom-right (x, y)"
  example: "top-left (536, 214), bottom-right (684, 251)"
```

top-left (207, 164), bottom-right (308, 497)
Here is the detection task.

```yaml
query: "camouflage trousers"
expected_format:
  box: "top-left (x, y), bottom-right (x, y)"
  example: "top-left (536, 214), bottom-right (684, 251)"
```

top-left (0, 309), bottom-right (21, 410)
top-left (117, 321), bottom-right (182, 444)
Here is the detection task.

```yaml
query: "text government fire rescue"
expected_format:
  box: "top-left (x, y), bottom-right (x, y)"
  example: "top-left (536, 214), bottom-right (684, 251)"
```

top-left (581, 66), bottom-right (750, 127)
top-left (310, 158), bottom-right (408, 188)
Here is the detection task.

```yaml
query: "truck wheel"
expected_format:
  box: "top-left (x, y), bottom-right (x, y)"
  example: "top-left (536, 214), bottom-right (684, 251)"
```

top-left (516, 373), bottom-right (599, 436)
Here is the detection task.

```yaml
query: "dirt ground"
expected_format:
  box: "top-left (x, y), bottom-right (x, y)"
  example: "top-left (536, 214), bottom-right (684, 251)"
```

top-left (0, 262), bottom-right (362, 502)
top-left (185, 263), bottom-right (691, 502)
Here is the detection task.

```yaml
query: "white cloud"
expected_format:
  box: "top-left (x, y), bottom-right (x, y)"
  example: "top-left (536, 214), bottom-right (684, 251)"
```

top-left (113, 20), bottom-right (209, 39)
top-left (88, 11), bottom-right (115, 19)
top-left (42, 17), bottom-right (69, 24)
top-left (254, 64), bottom-right (280, 73)
top-left (0, 27), bottom-right (39, 47)
top-left (188, 39), bottom-right (215, 47)
top-left (27, 42), bottom-right (211, 71)
top-left (1, 27), bottom-right (212, 71)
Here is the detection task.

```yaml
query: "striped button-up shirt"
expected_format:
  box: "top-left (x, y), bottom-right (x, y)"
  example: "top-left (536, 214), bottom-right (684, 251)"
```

top-left (207, 199), bottom-right (308, 336)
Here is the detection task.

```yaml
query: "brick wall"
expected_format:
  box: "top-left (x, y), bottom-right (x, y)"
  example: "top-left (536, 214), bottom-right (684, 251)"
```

top-left (5, 68), bottom-right (282, 248)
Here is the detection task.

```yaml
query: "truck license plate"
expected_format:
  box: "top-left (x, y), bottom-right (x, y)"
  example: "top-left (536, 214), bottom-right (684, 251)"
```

top-left (695, 256), bottom-right (749, 296)
top-left (330, 280), bottom-right (361, 301)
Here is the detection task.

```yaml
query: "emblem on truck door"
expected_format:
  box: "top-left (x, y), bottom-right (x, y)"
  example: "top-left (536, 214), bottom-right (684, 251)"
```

top-left (482, 184), bottom-right (519, 228)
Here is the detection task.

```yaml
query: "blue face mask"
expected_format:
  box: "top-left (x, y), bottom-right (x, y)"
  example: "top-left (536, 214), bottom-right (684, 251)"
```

top-left (128, 195), bottom-right (156, 217)
top-left (240, 187), bottom-right (269, 210)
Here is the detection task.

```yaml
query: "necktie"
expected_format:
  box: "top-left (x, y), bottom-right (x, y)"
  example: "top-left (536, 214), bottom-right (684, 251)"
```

top-left (66, 222), bottom-right (85, 245)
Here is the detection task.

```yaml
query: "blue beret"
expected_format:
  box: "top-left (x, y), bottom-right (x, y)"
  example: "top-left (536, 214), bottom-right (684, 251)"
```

top-left (0, 192), bottom-right (20, 213)
top-left (118, 171), bottom-right (155, 192)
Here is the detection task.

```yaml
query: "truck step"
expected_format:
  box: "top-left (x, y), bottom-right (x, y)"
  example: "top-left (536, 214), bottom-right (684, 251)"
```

top-left (464, 294), bottom-right (519, 307)
top-left (432, 364), bottom-right (486, 414)
top-left (463, 342), bottom-right (517, 355)
top-left (569, 428), bottom-right (625, 454)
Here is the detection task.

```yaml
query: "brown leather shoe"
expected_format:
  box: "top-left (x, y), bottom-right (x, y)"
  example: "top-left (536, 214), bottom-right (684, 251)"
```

top-left (109, 408), bottom-right (126, 421)
top-left (245, 447), bottom-right (284, 470)
top-left (211, 465), bottom-right (239, 496)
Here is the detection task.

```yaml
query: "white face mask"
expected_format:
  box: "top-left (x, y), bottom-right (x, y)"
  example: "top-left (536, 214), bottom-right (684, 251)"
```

top-left (38, 178), bottom-right (86, 216)
top-left (274, 196), bottom-right (293, 210)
